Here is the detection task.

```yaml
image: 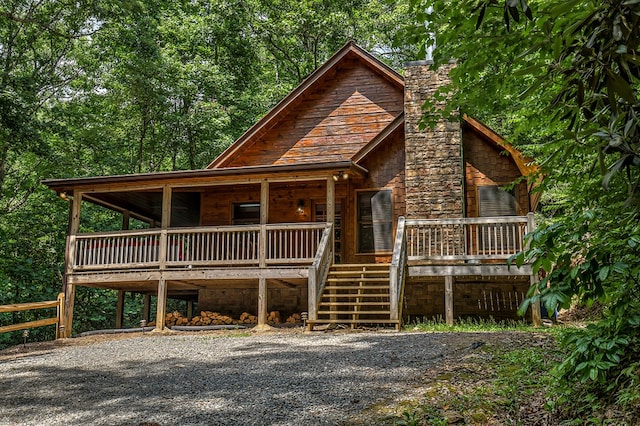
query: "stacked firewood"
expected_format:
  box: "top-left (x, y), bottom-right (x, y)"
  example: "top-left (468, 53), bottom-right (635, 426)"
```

top-left (190, 311), bottom-right (235, 326)
top-left (285, 313), bottom-right (302, 324)
top-left (149, 310), bottom-right (304, 327)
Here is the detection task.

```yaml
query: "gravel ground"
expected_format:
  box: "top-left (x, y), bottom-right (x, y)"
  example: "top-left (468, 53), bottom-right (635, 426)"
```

top-left (0, 329), bottom-right (479, 426)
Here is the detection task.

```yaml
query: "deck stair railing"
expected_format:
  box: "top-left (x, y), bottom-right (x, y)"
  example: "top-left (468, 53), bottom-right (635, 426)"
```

top-left (405, 214), bottom-right (533, 262)
top-left (389, 216), bottom-right (407, 325)
top-left (307, 223), bottom-right (334, 324)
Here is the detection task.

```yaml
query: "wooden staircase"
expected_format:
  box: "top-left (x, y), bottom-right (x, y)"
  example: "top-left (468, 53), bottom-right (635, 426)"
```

top-left (308, 263), bottom-right (399, 330)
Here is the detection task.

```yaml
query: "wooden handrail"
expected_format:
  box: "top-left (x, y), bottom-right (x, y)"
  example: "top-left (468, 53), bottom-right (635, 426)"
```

top-left (308, 223), bottom-right (333, 322)
top-left (389, 216), bottom-right (407, 324)
top-left (0, 293), bottom-right (65, 338)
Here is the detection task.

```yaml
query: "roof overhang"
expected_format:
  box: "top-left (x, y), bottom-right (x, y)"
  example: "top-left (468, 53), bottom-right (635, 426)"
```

top-left (43, 161), bottom-right (368, 194)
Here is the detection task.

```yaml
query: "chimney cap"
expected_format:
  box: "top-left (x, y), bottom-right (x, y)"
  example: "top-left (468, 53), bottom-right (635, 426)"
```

top-left (404, 59), bottom-right (434, 67)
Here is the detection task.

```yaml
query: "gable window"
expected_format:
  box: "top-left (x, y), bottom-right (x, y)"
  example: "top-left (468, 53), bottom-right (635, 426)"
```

top-left (478, 185), bottom-right (517, 217)
top-left (232, 203), bottom-right (260, 225)
top-left (357, 189), bottom-right (393, 254)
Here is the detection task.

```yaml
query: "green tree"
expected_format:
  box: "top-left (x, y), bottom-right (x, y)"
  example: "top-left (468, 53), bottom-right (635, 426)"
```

top-left (402, 0), bottom-right (640, 416)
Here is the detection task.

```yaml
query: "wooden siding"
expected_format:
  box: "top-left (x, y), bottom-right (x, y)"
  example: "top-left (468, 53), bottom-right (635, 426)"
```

top-left (220, 58), bottom-right (403, 167)
top-left (348, 127), bottom-right (406, 263)
top-left (463, 128), bottom-right (530, 217)
top-left (200, 182), bottom-right (349, 227)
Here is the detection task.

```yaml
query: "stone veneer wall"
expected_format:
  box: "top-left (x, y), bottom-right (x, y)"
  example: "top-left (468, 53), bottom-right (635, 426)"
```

top-left (404, 60), bottom-right (463, 219)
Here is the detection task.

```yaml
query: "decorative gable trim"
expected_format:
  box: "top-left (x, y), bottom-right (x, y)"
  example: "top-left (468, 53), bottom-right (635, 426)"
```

top-left (207, 41), bottom-right (404, 169)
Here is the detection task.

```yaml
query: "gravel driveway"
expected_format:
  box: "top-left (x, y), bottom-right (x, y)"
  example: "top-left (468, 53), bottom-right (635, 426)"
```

top-left (0, 330), bottom-right (475, 425)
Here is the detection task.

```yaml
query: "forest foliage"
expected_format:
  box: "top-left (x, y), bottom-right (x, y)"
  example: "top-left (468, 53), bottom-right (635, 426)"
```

top-left (0, 0), bottom-right (414, 346)
top-left (1, 0), bottom-right (639, 419)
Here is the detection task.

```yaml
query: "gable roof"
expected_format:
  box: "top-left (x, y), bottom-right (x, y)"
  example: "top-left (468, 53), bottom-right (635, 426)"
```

top-left (207, 41), bottom-right (404, 169)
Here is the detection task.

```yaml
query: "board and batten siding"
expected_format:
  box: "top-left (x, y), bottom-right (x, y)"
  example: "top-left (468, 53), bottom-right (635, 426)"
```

top-left (220, 58), bottom-right (403, 167)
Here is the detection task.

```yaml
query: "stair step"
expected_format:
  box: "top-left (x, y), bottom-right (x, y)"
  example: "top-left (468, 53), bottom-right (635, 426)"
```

top-left (323, 285), bottom-right (389, 291)
top-left (331, 263), bottom-right (390, 269)
top-left (319, 301), bottom-right (390, 307)
top-left (322, 293), bottom-right (389, 303)
top-left (328, 270), bottom-right (390, 276)
top-left (326, 277), bottom-right (389, 283)
top-left (317, 310), bottom-right (391, 315)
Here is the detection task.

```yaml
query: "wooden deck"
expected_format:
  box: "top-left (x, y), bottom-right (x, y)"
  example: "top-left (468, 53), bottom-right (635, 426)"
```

top-left (64, 215), bottom-right (536, 332)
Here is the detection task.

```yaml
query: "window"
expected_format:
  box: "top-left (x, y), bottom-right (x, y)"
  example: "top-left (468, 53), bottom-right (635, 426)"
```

top-left (478, 185), bottom-right (517, 217)
top-left (357, 190), bottom-right (393, 253)
top-left (232, 203), bottom-right (260, 225)
top-left (477, 185), bottom-right (518, 253)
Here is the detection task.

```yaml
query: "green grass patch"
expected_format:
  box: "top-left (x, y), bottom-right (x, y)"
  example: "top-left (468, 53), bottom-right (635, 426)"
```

top-left (404, 316), bottom-right (553, 333)
top-left (391, 335), bottom-right (559, 425)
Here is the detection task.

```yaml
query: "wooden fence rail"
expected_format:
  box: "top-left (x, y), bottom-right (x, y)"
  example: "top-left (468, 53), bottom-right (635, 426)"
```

top-left (0, 293), bottom-right (65, 338)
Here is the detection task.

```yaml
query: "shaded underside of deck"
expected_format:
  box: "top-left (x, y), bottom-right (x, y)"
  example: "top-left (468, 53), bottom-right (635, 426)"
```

top-left (67, 267), bottom-right (310, 297)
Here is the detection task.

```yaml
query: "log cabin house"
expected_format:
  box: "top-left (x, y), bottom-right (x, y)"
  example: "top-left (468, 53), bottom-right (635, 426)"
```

top-left (44, 42), bottom-right (540, 335)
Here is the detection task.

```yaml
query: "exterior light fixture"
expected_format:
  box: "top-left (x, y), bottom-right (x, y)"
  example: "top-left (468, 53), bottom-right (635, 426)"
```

top-left (296, 199), bottom-right (305, 215)
top-left (342, 171), bottom-right (349, 180)
top-left (59, 191), bottom-right (70, 201)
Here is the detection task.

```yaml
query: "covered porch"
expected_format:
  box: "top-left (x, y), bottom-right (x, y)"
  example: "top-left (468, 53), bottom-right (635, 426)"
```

top-left (44, 162), bottom-right (363, 336)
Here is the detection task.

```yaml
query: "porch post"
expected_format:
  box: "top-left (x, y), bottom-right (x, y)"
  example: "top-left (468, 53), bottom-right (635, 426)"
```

top-left (122, 210), bottom-right (130, 230)
top-left (64, 190), bottom-right (82, 337)
top-left (154, 185), bottom-right (172, 332)
top-left (115, 290), bottom-right (125, 329)
top-left (259, 180), bottom-right (269, 268)
top-left (445, 275), bottom-right (454, 325)
top-left (326, 177), bottom-right (336, 319)
top-left (155, 276), bottom-right (168, 331)
top-left (257, 277), bottom-right (267, 327)
top-left (143, 294), bottom-right (151, 322)
top-left (257, 181), bottom-right (269, 328)
top-left (187, 301), bottom-right (193, 321)
top-left (527, 212), bottom-right (542, 326)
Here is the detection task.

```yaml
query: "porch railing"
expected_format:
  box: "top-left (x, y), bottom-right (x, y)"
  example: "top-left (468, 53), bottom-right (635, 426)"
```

top-left (405, 213), bottom-right (534, 262)
top-left (72, 223), bottom-right (328, 271)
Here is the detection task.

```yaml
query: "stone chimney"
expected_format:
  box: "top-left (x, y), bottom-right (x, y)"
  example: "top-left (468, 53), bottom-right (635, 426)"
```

top-left (404, 60), bottom-right (463, 219)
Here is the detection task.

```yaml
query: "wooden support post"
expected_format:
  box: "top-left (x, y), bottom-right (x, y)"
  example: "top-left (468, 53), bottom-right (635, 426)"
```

top-left (115, 290), bottom-right (125, 329)
top-left (187, 301), bottom-right (193, 321)
top-left (326, 177), bottom-right (336, 320)
top-left (56, 292), bottom-right (65, 339)
top-left (526, 212), bottom-right (542, 326)
top-left (159, 185), bottom-right (172, 271)
top-left (445, 275), bottom-right (454, 326)
top-left (122, 210), bottom-right (130, 230)
top-left (259, 180), bottom-right (269, 268)
top-left (530, 274), bottom-right (542, 327)
top-left (64, 284), bottom-right (76, 338)
top-left (154, 277), bottom-right (168, 332)
top-left (257, 277), bottom-right (267, 327)
top-left (64, 190), bottom-right (82, 337)
top-left (143, 294), bottom-right (151, 322)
